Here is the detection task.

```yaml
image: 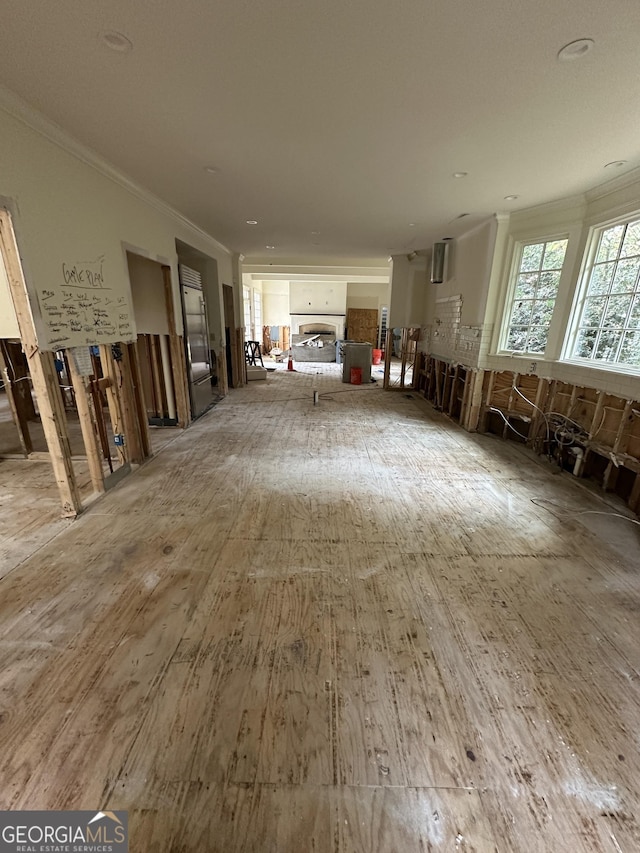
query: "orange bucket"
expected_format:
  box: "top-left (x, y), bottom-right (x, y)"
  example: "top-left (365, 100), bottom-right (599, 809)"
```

top-left (372, 348), bottom-right (382, 365)
top-left (350, 367), bottom-right (362, 385)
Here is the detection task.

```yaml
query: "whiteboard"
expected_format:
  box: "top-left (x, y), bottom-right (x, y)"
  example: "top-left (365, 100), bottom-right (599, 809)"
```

top-left (36, 254), bottom-right (136, 349)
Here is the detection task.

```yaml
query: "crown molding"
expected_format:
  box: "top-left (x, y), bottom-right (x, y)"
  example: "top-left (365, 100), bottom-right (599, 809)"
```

top-left (453, 214), bottom-right (502, 241)
top-left (0, 84), bottom-right (232, 257)
top-left (585, 165), bottom-right (640, 203)
top-left (508, 191), bottom-right (587, 225)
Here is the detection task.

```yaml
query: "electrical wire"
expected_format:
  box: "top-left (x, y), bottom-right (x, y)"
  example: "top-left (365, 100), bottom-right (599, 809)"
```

top-left (0, 345), bottom-right (32, 384)
top-left (221, 383), bottom-right (383, 406)
top-left (511, 385), bottom-right (551, 446)
top-left (531, 497), bottom-right (640, 527)
top-left (488, 406), bottom-right (531, 441)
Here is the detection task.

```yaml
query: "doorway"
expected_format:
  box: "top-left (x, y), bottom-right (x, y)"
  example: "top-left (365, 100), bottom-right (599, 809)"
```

top-left (126, 251), bottom-right (190, 429)
top-left (223, 283), bottom-right (242, 388)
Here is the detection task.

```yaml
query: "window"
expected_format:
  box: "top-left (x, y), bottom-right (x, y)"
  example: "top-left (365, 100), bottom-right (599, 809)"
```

top-left (243, 286), bottom-right (251, 335)
top-left (253, 290), bottom-right (262, 341)
top-left (378, 306), bottom-right (388, 349)
top-left (503, 238), bottom-right (568, 353)
top-left (569, 218), bottom-right (640, 367)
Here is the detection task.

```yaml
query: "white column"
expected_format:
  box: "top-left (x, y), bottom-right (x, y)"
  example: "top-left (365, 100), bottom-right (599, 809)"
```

top-left (389, 254), bottom-right (426, 327)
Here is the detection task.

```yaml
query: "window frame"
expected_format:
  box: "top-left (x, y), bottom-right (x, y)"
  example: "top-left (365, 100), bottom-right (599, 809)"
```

top-left (252, 289), bottom-right (262, 342)
top-left (562, 212), bottom-right (640, 373)
top-left (498, 233), bottom-right (570, 356)
top-left (243, 285), bottom-right (251, 337)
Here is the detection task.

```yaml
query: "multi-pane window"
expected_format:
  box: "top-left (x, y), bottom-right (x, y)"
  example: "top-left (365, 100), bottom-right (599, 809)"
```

top-left (379, 306), bottom-right (388, 349)
top-left (243, 286), bottom-right (251, 337)
top-left (504, 238), bottom-right (568, 353)
top-left (571, 218), bottom-right (640, 367)
top-left (253, 291), bottom-right (262, 341)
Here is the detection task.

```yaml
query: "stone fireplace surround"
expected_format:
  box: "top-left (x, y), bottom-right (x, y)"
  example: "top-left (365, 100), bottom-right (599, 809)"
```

top-left (290, 313), bottom-right (346, 339)
top-left (289, 314), bottom-right (345, 363)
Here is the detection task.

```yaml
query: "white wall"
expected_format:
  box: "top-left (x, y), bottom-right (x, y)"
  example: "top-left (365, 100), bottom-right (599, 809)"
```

top-left (346, 281), bottom-right (389, 312)
top-left (424, 219), bottom-right (497, 328)
top-left (0, 256), bottom-right (19, 338)
top-left (261, 280), bottom-right (290, 326)
top-left (420, 218), bottom-right (500, 367)
top-left (481, 176), bottom-right (640, 398)
top-left (127, 253), bottom-right (169, 335)
top-left (389, 256), bottom-right (426, 327)
top-left (289, 281), bottom-right (347, 315)
top-left (0, 103), bottom-right (234, 352)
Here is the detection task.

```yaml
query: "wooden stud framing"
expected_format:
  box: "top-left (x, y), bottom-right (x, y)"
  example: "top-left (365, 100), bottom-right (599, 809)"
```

top-left (67, 351), bottom-right (105, 494)
top-left (502, 373), bottom-right (519, 439)
top-left (236, 327), bottom-right (247, 386)
top-left (415, 354), bottom-right (640, 515)
top-left (0, 209), bottom-right (81, 516)
top-left (448, 364), bottom-right (459, 415)
top-left (383, 328), bottom-right (392, 390)
top-left (588, 390), bottom-right (606, 440)
top-left (546, 380), bottom-right (559, 417)
top-left (99, 344), bottom-right (127, 467)
top-left (567, 384), bottom-right (580, 421)
top-left (117, 342), bottom-right (144, 464)
top-left (465, 370), bottom-right (485, 432)
top-left (162, 265), bottom-right (191, 426)
top-left (603, 399), bottom-right (633, 491)
top-left (458, 369), bottom-right (470, 424)
top-left (433, 360), bottom-right (441, 402)
top-left (628, 473), bottom-right (640, 514)
top-left (0, 342), bottom-right (32, 456)
top-left (217, 348), bottom-right (229, 396)
top-left (127, 342), bottom-right (152, 460)
top-left (530, 378), bottom-right (550, 450)
top-left (479, 371), bottom-right (496, 433)
top-left (149, 335), bottom-right (165, 416)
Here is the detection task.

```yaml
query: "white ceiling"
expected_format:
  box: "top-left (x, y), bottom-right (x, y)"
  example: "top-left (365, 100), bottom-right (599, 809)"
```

top-left (0, 0), bottom-right (639, 262)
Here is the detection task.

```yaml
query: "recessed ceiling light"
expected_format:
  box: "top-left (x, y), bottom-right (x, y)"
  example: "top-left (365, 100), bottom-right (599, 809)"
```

top-left (557, 38), bottom-right (594, 61)
top-left (204, 166), bottom-right (220, 175)
top-left (246, 220), bottom-right (258, 225)
top-left (604, 160), bottom-right (627, 169)
top-left (504, 195), bottom-right (519, 201)
top-left (453, 172), bottom-right (468, 179)
top-left (311, 230), bottom-right (320, 235)
top-left (265, 245), bottom-right (276, 249)
top-left (408, 223), bottom-right (416, 228)
top-left (100, 30), bottom-right (133, 53)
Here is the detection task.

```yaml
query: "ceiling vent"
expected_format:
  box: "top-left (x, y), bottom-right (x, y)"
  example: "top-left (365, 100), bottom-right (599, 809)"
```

top-left (430, 240), bottom-right (451, 284)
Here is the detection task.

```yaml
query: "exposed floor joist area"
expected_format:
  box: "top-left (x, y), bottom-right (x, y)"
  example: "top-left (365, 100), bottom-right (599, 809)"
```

top-left (0, 368), bottom-right (639, 851)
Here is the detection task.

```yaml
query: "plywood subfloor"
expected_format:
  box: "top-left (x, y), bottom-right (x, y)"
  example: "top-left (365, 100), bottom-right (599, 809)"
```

top-left (0, 368), bottom-right (639, 852)
top-left (0, 423), bottom-right (182, 578)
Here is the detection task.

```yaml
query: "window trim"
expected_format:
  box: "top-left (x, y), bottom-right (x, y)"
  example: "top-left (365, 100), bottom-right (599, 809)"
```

top-left (243, 285), bottom-right (251, 336)
top-left (252, 289), bottom-right (262, 342)
top-left (562, 211), bottom-right (640, 372)
top-left (497, 232), bottom-right (570, 357)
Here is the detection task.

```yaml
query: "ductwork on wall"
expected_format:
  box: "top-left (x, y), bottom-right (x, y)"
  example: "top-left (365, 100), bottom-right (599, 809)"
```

top-left (430, 239), bottom-right (452, 284)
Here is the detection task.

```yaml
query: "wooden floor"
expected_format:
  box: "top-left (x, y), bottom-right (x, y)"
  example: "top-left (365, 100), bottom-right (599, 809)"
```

top-left (0, 366), bottom-right (639, 851)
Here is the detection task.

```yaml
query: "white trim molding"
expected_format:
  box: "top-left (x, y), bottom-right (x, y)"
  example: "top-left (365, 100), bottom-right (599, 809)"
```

top-left (0, 84), bottom-right (232, 257)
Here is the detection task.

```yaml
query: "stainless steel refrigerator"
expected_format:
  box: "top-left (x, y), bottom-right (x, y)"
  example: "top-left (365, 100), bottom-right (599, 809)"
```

top-left (179, 264), bottom-right (216, 418)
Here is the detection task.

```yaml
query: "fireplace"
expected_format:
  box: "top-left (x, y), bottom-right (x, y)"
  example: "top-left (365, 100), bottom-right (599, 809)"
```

top-left (290, 314), bottom-right (345, 363)
top-left (290, 313), bottom-right (346, 339)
